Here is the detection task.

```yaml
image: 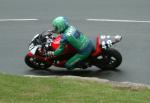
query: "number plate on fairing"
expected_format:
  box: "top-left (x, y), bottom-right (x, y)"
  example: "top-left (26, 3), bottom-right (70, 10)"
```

top-left (30, 46), bottom-right (39, 55)
top-left (29, 43), bottom-right (34, 51)
top-left (100, 35), bottom-right (113, 49)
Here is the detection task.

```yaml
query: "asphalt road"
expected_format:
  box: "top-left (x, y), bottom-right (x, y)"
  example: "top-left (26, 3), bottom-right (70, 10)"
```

top-left (0, 0), bottom-right (150, 85)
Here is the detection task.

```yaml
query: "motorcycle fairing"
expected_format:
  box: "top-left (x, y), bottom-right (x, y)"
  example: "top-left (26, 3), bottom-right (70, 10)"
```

top-left (91, 35), bottom-right (102, 57)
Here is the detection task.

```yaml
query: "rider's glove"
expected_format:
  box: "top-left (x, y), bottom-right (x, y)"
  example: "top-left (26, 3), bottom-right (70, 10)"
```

top-left (47, 51), bottom-right (55, 58)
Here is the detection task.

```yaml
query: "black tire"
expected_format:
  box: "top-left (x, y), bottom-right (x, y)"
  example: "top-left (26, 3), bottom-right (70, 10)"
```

top-left (24, 55), bottom-right (51, 70)
top-left (95, 48), bottom-right (122, 70)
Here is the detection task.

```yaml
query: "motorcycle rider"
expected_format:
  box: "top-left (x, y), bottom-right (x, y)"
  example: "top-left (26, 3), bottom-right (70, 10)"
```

top-left (48, 16), bottom-right (94, 70)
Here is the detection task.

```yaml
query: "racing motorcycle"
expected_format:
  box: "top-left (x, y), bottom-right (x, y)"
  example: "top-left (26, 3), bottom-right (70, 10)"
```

top-left (24, 30), bottom-right (122, 70)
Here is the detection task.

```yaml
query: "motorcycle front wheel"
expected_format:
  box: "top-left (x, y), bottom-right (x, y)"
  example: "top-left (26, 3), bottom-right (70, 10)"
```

top-left (95, 48), bottom-right (122, 70)
top-left (24, 55), bottom-right (51, 70)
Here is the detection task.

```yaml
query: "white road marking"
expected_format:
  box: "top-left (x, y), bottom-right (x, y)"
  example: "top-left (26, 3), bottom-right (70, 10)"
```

top-left (0, 19), bottom-right (38, 22)
top-left (86, 19), bottom-right (150, 23)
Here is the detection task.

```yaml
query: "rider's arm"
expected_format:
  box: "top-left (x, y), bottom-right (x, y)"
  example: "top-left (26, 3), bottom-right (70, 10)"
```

top-left (54, 43), bottom-right (65, 56)
top-left (54, 34), bottom-right (67, 56)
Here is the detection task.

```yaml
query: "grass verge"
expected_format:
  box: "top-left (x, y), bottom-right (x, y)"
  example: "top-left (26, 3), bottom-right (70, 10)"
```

top-left (0, 73), bottom-right (150, 103)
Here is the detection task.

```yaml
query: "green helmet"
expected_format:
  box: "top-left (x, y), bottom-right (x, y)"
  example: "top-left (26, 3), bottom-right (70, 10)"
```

top-left (52, 16), bottom-right (69, 33)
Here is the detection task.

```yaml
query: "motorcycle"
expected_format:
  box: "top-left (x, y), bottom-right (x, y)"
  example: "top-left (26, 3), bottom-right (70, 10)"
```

top-left (24, 30), bottom-right (122, 70)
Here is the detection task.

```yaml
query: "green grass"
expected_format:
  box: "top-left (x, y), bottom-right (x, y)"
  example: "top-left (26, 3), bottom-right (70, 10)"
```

top-left (0, 73), bottom-right (150, 103)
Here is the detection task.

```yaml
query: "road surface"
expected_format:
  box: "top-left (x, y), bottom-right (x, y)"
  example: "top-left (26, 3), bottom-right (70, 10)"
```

top-left (0, 0), bottom-right (150, 85)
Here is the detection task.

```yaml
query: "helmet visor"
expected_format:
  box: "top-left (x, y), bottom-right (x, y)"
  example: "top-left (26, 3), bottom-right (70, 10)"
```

top-left (53, 26), bottom-right (59, 33)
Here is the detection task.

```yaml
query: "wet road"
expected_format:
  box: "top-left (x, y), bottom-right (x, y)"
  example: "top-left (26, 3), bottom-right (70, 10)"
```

top-left (0, 0), bottom-right (150, 84)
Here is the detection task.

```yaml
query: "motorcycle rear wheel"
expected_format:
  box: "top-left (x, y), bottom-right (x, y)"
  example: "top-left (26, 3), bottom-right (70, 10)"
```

top-left (95, 48), bottom-right (122, 70)
top-left (24, 55), bottom-right (51, 70)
